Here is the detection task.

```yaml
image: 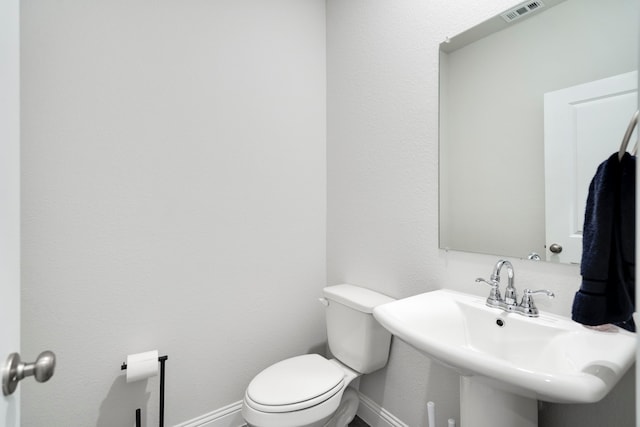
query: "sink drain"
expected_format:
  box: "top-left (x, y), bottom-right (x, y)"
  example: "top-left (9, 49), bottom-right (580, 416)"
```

top-left (496, 319), bottom-right (505, 327)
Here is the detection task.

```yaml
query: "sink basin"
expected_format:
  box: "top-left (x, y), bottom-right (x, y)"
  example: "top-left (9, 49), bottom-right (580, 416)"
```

top-left (373, 289), bottom-right (635, 404)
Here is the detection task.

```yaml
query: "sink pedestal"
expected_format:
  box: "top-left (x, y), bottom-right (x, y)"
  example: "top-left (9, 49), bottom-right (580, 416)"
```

top-left (460, 376), bottom-right (537, 427)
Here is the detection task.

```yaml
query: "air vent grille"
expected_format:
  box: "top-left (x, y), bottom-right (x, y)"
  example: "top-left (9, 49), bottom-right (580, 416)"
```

top-left (501, 1), bottom-right (545, 23)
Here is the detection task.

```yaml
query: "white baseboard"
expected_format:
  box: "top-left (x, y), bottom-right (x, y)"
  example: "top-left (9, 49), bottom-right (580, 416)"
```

top-left (356, 391), bottom-right (409, 427)
top-left (173, 400), bottom-right (246, 427)
top-left (174, 392), bottom-right (407, 427)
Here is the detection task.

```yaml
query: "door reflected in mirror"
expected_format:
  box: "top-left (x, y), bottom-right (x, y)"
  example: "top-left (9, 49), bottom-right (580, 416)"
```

top-left (439, 0), bottom-right (638, 264)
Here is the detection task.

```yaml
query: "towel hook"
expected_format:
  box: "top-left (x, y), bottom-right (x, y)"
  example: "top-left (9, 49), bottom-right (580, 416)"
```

top-left (618, 110), bottom-right (639, 160)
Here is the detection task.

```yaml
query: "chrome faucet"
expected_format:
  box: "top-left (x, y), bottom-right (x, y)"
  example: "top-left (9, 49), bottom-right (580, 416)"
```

top-left (476, 259), bottom-right (554, 317)
top-left (494, 259), bottom-right (516, 306)
top-left (476, 259), bottom-right (517, 310)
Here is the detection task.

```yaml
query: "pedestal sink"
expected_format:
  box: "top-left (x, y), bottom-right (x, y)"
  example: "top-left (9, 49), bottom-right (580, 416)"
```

top-left (372, 289), bottom-right (636, 427)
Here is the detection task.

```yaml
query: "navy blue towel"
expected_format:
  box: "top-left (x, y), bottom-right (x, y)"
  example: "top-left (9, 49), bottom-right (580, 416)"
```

top-left (572, 152), bottom-right (635, 332)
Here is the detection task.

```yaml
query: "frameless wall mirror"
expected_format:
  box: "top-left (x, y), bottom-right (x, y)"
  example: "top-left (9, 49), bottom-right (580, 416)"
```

top-left (439, 0), bottom-right (638, 264)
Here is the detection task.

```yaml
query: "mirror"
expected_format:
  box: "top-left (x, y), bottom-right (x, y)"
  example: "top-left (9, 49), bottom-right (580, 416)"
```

top-left (439, 0), bottom-right (638, 264)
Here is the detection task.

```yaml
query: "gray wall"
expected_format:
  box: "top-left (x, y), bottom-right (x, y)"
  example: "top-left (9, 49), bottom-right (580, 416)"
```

top-left (326, 0), bottom-right (634, 426)
top-left (21, 1), bottom-right (326, 425)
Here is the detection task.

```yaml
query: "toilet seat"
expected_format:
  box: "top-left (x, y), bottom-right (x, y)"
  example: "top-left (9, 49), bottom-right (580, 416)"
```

top-left (245, 354), bottom-right (345, 413)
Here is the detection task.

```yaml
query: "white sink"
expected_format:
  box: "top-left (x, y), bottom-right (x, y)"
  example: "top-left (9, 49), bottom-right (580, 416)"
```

top-left (373, 289), bottom-right (635, 404)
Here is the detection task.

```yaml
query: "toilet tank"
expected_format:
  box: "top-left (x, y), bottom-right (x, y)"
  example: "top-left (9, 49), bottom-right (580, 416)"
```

top-left (322, 284), bottom-right (395, 374)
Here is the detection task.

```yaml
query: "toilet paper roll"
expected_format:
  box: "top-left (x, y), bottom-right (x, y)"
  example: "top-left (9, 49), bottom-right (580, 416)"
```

top-left (126, 350), bottom-right (159, 383)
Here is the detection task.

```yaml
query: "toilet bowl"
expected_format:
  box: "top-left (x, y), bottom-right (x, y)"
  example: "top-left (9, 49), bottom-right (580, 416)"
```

top-left (242, 354), bottom-right (360, 427)
top-left (241, 285), bottom-right (394, 427)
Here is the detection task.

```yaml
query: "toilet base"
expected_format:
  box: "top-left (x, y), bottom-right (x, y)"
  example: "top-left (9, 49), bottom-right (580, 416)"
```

top-left (323, 387), bottom-right (360, 427)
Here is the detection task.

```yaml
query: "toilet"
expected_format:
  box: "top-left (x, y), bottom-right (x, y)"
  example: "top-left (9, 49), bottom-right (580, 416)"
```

top-left (241, 284), bottom-right (394, 427)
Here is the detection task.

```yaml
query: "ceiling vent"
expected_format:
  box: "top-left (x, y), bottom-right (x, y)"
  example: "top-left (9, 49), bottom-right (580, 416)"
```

top-left (500, 1), bottom-right (546, 23)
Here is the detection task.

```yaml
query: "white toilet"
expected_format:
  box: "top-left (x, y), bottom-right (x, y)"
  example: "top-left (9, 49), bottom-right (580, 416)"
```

top-left (241, 284), bottom-right (394, 427)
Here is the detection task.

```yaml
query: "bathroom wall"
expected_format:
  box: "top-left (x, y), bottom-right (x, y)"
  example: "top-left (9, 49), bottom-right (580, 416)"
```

top-left (326, 0), bottom-right (635, 426)
top-left (20, 1), bottom-right (326, 425)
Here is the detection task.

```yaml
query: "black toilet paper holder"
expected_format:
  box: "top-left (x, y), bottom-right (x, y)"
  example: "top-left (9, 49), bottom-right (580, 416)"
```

top-left (121, 354), bottom-right (168, 427)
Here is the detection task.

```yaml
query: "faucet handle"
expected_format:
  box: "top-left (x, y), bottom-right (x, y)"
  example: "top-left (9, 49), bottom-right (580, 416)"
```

top-left (475, 277), bottom-right (497, 287)
top-left (475, 278), bottom-right (502, 307)
top-left (524, 289), bottom-right (555, 298)
top-left (518, 289), bottom-right (555, 317)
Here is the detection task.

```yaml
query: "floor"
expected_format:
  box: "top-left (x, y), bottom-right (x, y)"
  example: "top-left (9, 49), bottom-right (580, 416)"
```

top-left (349, 416), bottom-right (370, 427)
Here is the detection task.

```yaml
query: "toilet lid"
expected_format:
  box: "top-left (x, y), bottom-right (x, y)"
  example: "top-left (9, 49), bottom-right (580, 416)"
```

top-left (246, 354), bottom-right (345, 413)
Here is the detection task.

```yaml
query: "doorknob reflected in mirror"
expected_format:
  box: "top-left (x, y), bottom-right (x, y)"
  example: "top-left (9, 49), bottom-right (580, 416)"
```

top-left (2, 351), bottom-right (56, 396)
top-left (549, 243), bottom-right (563, 254)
